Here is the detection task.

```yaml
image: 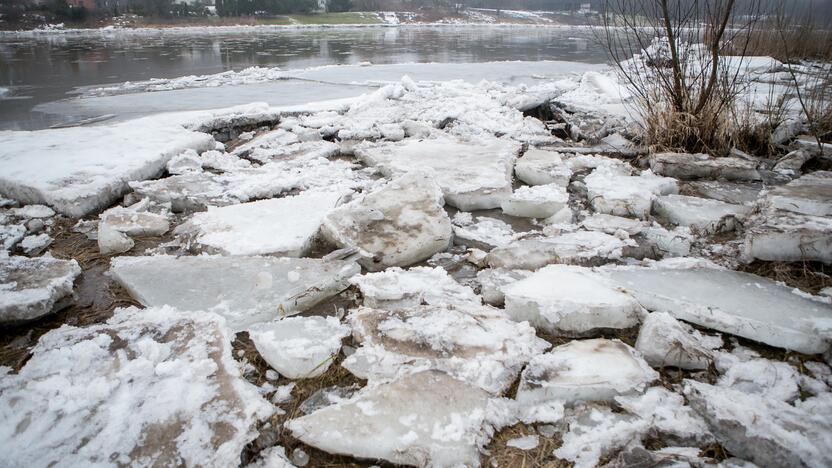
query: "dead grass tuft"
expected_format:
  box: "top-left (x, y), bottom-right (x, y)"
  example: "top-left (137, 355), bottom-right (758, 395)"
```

top-left (485, 424), bottom-right (570, 468)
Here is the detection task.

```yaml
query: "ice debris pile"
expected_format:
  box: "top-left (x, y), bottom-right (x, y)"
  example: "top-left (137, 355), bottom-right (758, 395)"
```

top-left (1, 71), bottom-right (832, 467)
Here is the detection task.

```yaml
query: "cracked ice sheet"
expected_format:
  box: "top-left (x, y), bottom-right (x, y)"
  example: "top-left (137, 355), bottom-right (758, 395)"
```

top-left (286, 370), bottom-right (514, 467)
top-left (0, 306), bottom-right (273, 468)
top-left (603, 266), bottom-right (832, 354)
top-left (109, 255), bottom-right (360, 331)
top-left (355, 133), bottom-right (519, 210)
top-left (343, 304), bottom-right (549, 394)
top-left (350, 266), bottom-right (482, 310)
top-left (0, 103), bottom-right (277, 217)
top-left (176, 189), bottom-right (348, 257)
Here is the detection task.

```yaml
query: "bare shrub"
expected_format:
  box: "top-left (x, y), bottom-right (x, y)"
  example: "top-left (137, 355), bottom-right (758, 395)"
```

top-left (599, 0), bottom-right (763, 155)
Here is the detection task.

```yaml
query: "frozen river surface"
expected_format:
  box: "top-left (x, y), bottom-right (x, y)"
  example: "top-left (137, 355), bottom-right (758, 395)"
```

top-left (0, 25), bottom-right (608, 130)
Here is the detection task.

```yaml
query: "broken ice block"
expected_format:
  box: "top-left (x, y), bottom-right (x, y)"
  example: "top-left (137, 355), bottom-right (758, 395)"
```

top-left (248, 316), bottom-right (350, 379)
top-left (321, 172), bottom-right (452, 272)
top-left (343, 304), bottom-right (549, 394)
top-left (451, 212), bottom-right (526, 250)
top-left (682, 180), bottom-right (762, 206)
top-left (504, 265), bottom-right (642, 335)
top-left (743, 209), bottom-right (832, 264)
top-left (652, 194), bottom-right (750, 233)
top-left (286, 370), bottom-right (503, 467)
top-left (514, 149), bottom-right (573, 186)
top-left (110, 255), bottom-right (360, 331)
top-left (635, 312), bottom-right (721, 370)
top-left (0, 256), bottom-right (81, 323)
top-left (176, 190), bottom-right (346, 257)
top-left (585, 167), bottom-right (678, 219)
top-left (487, 231), bottom-right (629, 270)
top-left (606, 267), bottom-right (832, 353)
top-left (580, 213), bottom-right (647, 236)
top-left (516, 339), bottom-right (658, 405)
top-left (650, 153), bottom-right (761, 181)
top-left (350, 266), bottom-right (481, 310)
top-left (354, 134), bottom-right (519, 210)
top-left (763, 171), bottom-right (832, 217)
top-left (501, 183), bottom-right (569, 218)
top-left (476, 268), bottom-right (533, 306)
top-left (97, 202), bottom-right (170, 255)
top-left (0, 306), bottom-right (273, 467)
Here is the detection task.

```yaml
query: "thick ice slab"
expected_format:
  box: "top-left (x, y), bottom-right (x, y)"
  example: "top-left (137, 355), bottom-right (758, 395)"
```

top-left (487, 231), bottom-right (630, 270)
top-left (0, 306), bottom-right (273, 467)
top-left (685, 380), bottom-right (832, 468)
top-left (636, 312), bottom-right (722, 370)
top-left (580, 213), bottom-right (647, 236)
top-left (248, 316), bottom-right (350, 379)
top-left (286, 370), bottom-right (501, 467)
top-left (354, 134), bottom-right (519, 210)
top-left (606, 267), bottom-right (832, 353)
top-left (682, 180), bottom-right (762, 205)
top-left (763, 171), bottom-right (832, 217)
top-left (501, 183), bottom-right (569, 218)
top-left (0, 256), bottom-right (81, 323)
top-left (0, 107), bottom-right (273, 216)
top-left (554, 405), bottom-right (648, 468)
top-left (504, 265), bottom-right (642, 335)
top-left (343, 304), bottom-right (549, 394)
top-left (176, 190), bottom-right (345, 257)
top-left (516, 339), bottom-right (658, 405)
top-left (321, 172), bottom-right (452, 272)
top-left (650, 153), bottom-right (761, 181)
top-left (350, 266), bottom-right (481, 310)
top-left (585, 167), bottom-right (679, 219)
top-left (451, 212), bottom-right (526, 250)
top-left (514, 149), bottom-right (573, 186)
top-left (97, 201), bottom-right (170, 255)
top-left (743, 209), bottom-right (832, 263)
top-left (110, 255), bottom-right (360, 331)
top-left (652, 194), bottom-right (751, 233)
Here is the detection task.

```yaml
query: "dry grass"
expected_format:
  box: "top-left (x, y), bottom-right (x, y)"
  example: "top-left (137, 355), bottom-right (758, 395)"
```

top-left (738, 260), bottom-right (831, 295)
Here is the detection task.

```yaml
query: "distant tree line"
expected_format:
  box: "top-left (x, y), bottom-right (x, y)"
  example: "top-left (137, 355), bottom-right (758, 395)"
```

top-left (215, 0), bottom-right (320, 16)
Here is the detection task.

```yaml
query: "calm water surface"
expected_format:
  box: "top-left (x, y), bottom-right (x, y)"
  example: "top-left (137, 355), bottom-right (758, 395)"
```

top-left (0, 26), bottom-right (608, 130)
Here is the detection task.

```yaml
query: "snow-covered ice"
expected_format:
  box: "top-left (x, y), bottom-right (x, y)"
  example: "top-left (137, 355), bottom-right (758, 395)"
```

top-left (97, 201), bottom-right (170, 255)
top-left (355, 134), bottom-right (519, 210)
top-left (516, 339), bottom-right (658, 405)
top-left (580, 213), bottom-right (647, 236)
top-left (176, 190), bottom-right (346, 257)
top-left (487, 230), bottom-right (630, 270)
top-left (0, 256), bottom-right (81, 323)
top-left (615, 386), bottom-right (713, 445)
top-left (652, 194), bottom-right (751, 233)
top-left (321, 172), bottom-right (452, 271)
top-left (110, 255), bottom-right (360, 331)
top-left (0, 105), bottom-right (277, 217)
top-left (763, 171), bottom-right (832, 217)
top-left (503, 265), bottom-right (642, 335)
top-left (514, 149), bottom-right (573, 187)
top-left (343, 304), bottom-right (549, 394)
top-left (248, 316), bottom-right (350, 379)
top-left (554, 405), bottom-right (648, 468)
top-left (584, 166), bottom-right (679, 219)
top-left (350, 266), bottom-right (481, 310)
top-left (0, 306), bottom-right (273, 467)
top-left (286, 370), bottom-right (506, 467)
top-left (649, 153), bottom-right (761, 181)
top-left (451, 212), bottom-right (527, 250)
top-left (685, 380), bottom-right (832, 468)
top-left (19, 233), bottom-right (52, 255)
top-left (635, 312), bottom-right (722, 370)
top-left (501, 183), bottom-right (569, 218)
top-left (606, 266), bottom-right (832, 353)
top-left (715, 352), bottom-right (800, 402)
top-left (11, 204), bottom-right (55, 219)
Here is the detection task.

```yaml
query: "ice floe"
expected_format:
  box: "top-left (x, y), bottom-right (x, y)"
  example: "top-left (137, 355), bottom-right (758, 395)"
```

top-left (321, 172), bottom-right (452, 271)
top-left (248, 316), bottom-right (350, 379)
top-left (0, 306), bottom-right (273, 467)
top-left (350, 266), bottom-right (481, 310)
top-left (110, 255), bottom-right (359, 331)
top-left (636, 312), bottom-right (722, 370)
top-left (0, 256), bottom-right (81, 323)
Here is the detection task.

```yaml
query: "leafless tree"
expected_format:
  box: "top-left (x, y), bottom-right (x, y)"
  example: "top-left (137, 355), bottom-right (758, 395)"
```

top-left (598, 0), bottom-right (762, 154)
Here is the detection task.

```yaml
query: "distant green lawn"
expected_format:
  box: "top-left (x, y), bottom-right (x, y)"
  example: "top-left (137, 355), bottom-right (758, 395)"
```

top-left (259, 12), bottom-right (381, 25)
